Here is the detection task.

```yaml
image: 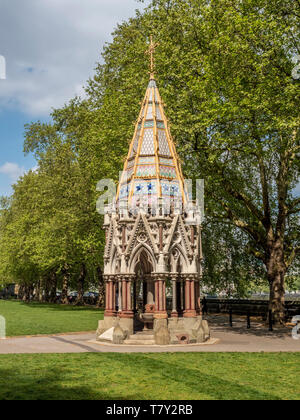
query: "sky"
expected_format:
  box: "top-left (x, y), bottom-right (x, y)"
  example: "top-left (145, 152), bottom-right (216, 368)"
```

top-left (0, 0), bottom-right (299, 198)
top-left (0, 0), bottom-right (147, 196)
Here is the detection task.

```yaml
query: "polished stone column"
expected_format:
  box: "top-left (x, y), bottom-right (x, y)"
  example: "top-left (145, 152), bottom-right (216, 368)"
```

top-left (181, 278), bottom-right (185, 313)
top-left (183, 275), bottom-right (197, 318)
top-left (153, 274), bottom-right (168, 319)
top-left (118, 278), bottom-right (122, 312)
top-left (104, 276), bottom-right (117, 317)
top-left (119, 275), bottom-right (134, 319)
top-left (171, 274), bottom-right (178, 317)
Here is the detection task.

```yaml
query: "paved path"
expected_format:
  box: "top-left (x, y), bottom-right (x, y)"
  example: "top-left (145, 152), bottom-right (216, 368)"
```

top-left (0, 317), bottom-right (299, 354)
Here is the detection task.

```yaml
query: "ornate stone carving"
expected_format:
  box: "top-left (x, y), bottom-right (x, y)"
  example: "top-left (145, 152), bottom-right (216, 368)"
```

top-left (100, 55), bottom-right (209, 345)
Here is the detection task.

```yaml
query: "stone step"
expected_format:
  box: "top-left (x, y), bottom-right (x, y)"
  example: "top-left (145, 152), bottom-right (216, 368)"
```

top-left (135, 330), bottom-right (154, 335)
top-left (123, 339), bottom-right (156, 345)
top-left (128, 334), bottom-right (155, 341)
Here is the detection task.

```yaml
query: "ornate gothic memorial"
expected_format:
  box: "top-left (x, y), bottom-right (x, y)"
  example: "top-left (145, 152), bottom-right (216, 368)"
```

top-left (96, 38), bottom-right (210, 345)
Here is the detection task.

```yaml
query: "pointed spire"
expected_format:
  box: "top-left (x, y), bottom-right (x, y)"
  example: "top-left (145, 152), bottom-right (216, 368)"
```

top-left (116, 41), bottom-right (186, 210)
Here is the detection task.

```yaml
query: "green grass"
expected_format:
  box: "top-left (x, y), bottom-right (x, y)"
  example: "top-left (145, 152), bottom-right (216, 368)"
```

top-left (0, 300), bottom-right (103, 336)
top-left (0, 353), bottom-right (299, 400)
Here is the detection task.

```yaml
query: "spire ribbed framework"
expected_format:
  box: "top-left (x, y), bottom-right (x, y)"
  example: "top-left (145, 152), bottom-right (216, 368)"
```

top-left (117, 78), bottom-right (186, 208)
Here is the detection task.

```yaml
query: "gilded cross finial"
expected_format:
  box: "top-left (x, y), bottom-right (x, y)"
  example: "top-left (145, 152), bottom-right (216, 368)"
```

top-left (145, 35), bottom-right (159, 79)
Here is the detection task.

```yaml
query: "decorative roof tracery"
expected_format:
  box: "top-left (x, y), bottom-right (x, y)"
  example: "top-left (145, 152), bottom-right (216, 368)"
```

top-left (116, 39), bottom-right (187, 209)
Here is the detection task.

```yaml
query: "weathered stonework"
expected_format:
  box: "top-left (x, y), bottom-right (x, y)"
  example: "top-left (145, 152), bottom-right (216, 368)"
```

top-left (97, 69), bottom-right (210, 346)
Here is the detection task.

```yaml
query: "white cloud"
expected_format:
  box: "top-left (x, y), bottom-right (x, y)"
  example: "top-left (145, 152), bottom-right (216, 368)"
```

top-left (0, 162), bottom-right (25, 182)
top-left (0, 0), bottom-right (147, 116)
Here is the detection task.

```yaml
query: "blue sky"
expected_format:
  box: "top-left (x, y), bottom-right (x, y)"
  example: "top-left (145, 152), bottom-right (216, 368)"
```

top-left (0, 110), bottom-right (39, 196)
top-left (0, 0), bottom-right (147, 197)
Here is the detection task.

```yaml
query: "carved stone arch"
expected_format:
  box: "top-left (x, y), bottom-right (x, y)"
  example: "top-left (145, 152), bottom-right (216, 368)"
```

top-left (129, 243), bottom-right (156, 274)
top-left (169, 243), bottom-right (189, 273)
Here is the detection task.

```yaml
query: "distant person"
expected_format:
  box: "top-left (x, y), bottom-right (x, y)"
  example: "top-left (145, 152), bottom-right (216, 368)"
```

top-left (202, 296), bottom-right (208, 315)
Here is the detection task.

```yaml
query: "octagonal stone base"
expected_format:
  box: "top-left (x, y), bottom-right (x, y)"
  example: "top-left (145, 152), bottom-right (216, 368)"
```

top-left (97, 315), bottom-right (210, 346)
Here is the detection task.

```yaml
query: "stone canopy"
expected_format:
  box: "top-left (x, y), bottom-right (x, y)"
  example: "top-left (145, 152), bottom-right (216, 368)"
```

top-left (97, 48), bottom-right (209, 345)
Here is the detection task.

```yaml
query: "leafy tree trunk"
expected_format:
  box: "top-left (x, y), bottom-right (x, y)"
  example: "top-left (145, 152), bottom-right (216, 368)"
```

top-left (61, 264), bottom-right (70, 305)
top-left (49, 272), bottom-right (58, 303)
top-left (43, 276), bottom-right (51, 302)
top-left (34, 280), bottom-right (41, 302)
top-left (75, 263), bottom-right (86, 306)
top-left (96, 266), bottom-right (105, 308)
top-left (17, 284), bottom-right (25, 300)
top-left (266, 240), bottom-right (287, 325)
top-left (23, 284), bottom-right (32, 302)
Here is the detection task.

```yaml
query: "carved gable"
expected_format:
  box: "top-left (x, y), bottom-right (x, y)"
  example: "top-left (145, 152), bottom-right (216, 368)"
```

top-left (125, 213), bottom-right (159, 259)
top-left (164, 215), bottom-right (193, 258)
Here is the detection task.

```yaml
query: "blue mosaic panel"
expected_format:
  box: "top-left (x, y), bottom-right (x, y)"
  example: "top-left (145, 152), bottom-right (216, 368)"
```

top-left (157, 121), bottom-right (165, 129)
top-left (134, 181), bottom-right (157, 196)
top-left (169, 181), bottom-right (181, 197)
top-left (120, 183), bottom-right (130, 199)
top-left (161, 181), bottom-right (181, 197)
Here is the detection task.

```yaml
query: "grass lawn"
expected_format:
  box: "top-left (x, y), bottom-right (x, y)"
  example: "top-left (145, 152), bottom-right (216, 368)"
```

top-left (0, 300), bottom-right (103, 336)
top-left (0, 353), bottom-right (299, 400)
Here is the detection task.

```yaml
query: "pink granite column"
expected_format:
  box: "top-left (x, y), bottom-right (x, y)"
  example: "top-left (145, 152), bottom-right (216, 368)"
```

top-left (104, 277), bottom-right (116, 317)
top-left (154, 274), bottom-right (168, 319)
top-left (184, 275), bottom-right (197, 318)
top-left (171, 274), bottom-right (178, 318)
top-left (119, 276), bottom-right (134, 319)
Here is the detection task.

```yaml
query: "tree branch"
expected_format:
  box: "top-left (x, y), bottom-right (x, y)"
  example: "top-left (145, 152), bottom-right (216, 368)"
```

top-left (286, 246), bottom-right (300, 268)
top-left (221, 178), bottom-right (266, 226)
top-left (288, 197), bottom-right (300, 215)
top-left (215, 197), bottom-right (266, 247)
top-left (257, 156), bottom-right (272, 230)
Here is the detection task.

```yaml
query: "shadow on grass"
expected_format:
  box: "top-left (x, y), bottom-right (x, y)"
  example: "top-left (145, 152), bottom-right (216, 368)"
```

top-left (0, 367), bottom-right (136, 400)
top-left (102, 353), bottom-right (284, 400)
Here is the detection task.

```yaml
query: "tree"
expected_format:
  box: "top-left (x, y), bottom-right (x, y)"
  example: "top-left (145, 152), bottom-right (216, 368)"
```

top-left (86, 0), bottom-right (299, 322)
